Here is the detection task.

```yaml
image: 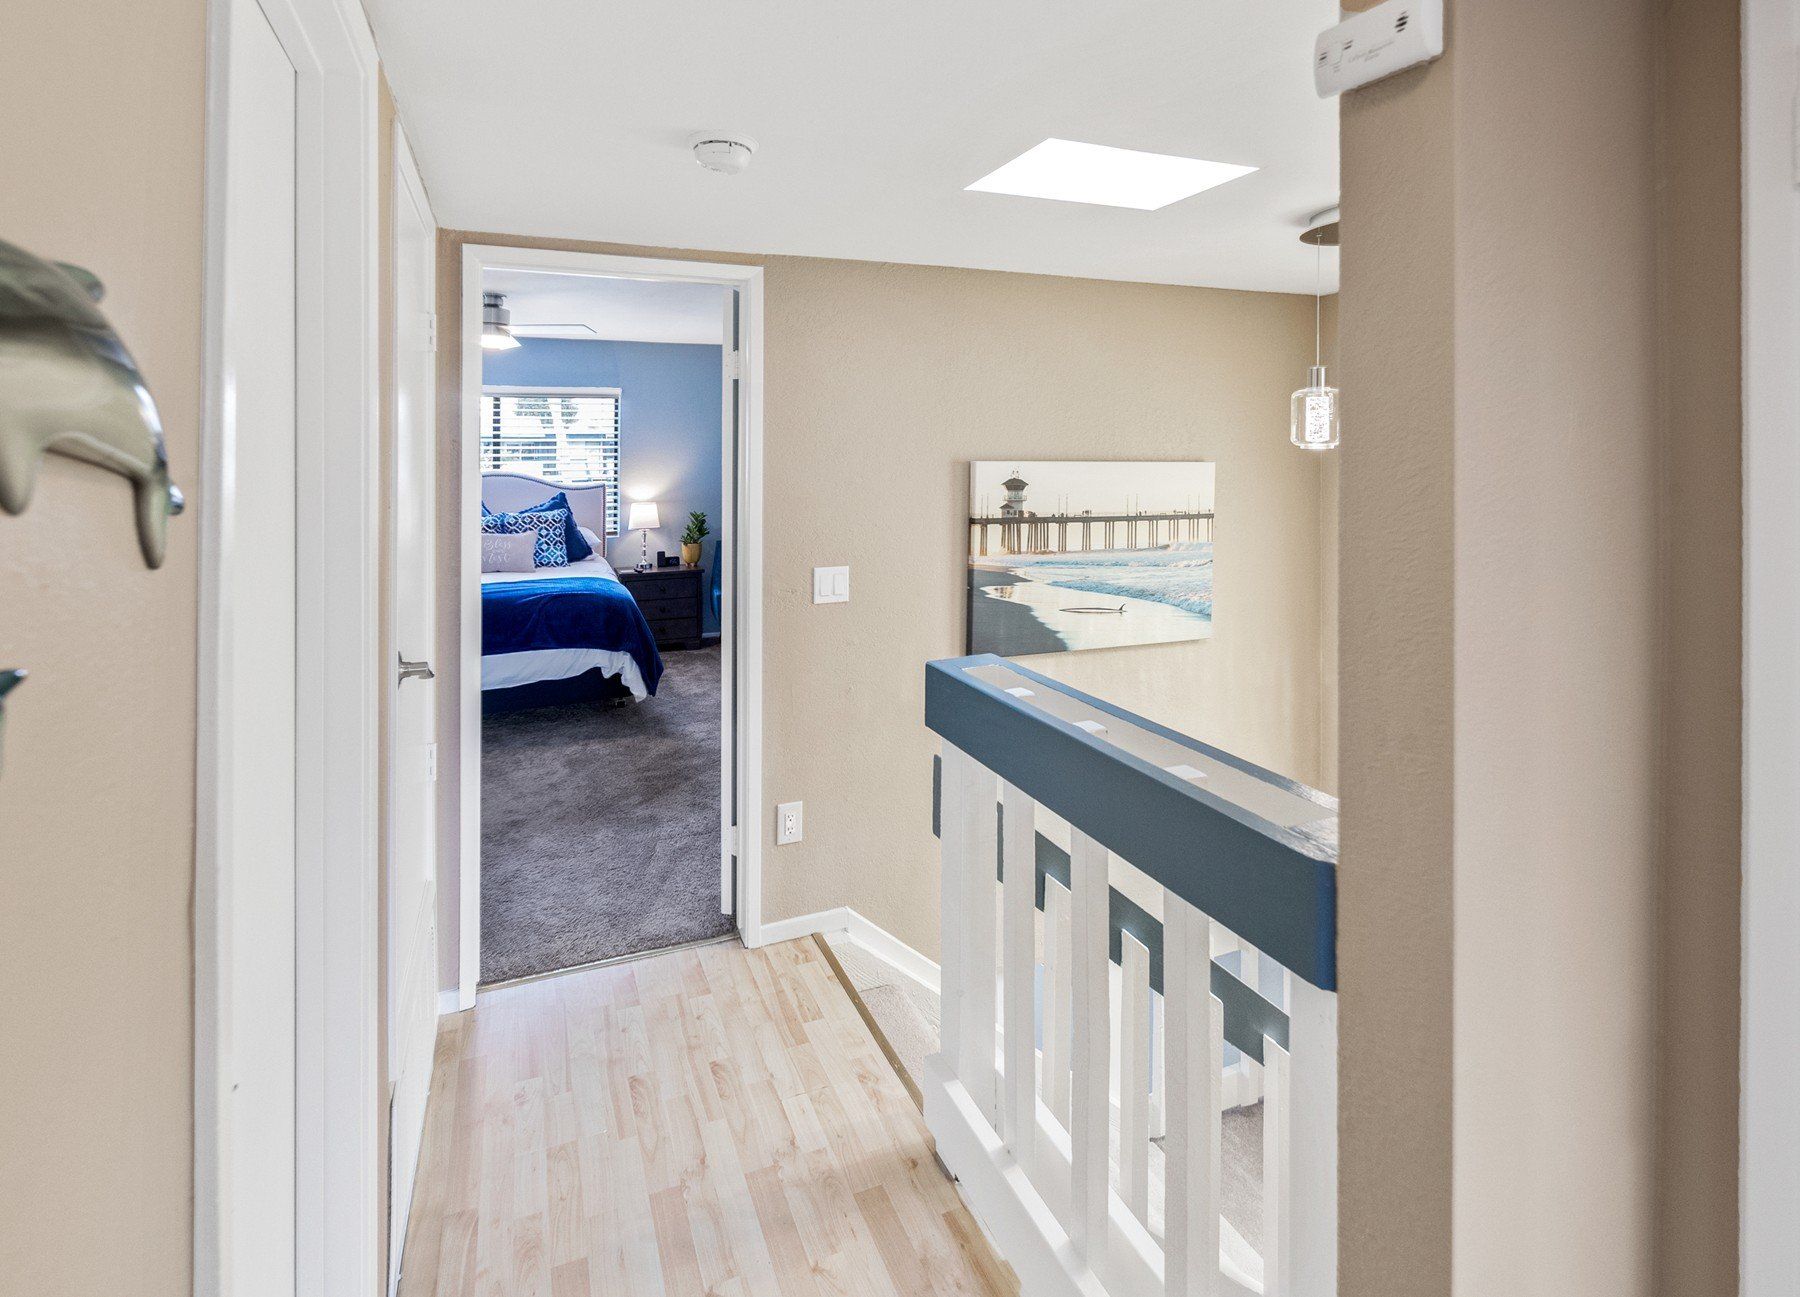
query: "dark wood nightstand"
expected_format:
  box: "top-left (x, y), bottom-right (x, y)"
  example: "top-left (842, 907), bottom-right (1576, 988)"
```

top-left (619, 566), bottom-right (705, 650)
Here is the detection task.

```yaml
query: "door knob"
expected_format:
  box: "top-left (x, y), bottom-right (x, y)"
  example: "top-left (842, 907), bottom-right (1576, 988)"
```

top-left (398, 654), bottom-right (435, 684)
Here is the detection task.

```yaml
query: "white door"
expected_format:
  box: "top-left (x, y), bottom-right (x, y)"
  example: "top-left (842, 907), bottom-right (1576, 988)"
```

top-left (215, 0), bottom-right (298, 1288)
top-left (386, 123), bottom-right (439, 1292)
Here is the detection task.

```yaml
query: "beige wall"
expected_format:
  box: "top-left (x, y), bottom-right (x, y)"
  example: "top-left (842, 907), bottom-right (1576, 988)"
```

top-left (1339, 41), bottom-right (1457, 1296)
top-left (0, 3), bottom-right (205, 1294)
top-left (1339, 0), bottom-right (1740, 1293)
top-left (437, 232), bottom-right (1332, 966)
top-left (1, 4), bottom-right (1739, 1291)
top-left (1652, 0), bottom-right (1742, 1289)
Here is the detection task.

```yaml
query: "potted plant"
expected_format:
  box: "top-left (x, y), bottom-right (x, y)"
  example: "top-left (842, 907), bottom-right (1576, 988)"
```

top-left (680, 510), bottom-right (709, 567)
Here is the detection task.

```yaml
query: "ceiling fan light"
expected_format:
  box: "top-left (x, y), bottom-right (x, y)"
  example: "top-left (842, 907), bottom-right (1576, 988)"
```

top-left (482, 291), bottom-right (522, 350)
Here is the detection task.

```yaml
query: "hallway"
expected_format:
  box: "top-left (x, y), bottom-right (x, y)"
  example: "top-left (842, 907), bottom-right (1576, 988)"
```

top-left (396, 937), bottom-right (1013, 1297)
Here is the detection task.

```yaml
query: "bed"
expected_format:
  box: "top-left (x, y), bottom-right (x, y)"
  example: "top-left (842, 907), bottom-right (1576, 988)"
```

top-left (481, 473), bottom-right (663, 712)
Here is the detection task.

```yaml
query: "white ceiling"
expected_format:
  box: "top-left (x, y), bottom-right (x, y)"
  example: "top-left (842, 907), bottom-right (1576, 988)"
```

top-left (485, 269), bottom-right (727, 345)
top-left (370, 1), bottom-right (1341, 293)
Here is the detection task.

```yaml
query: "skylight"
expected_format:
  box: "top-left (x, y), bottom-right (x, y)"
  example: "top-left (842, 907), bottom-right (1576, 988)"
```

top-left (964, 139), bottom-right (1256, 211)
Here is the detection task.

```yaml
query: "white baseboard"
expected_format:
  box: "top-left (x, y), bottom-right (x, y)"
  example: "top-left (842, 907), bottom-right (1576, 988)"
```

top-left (842, 911), bottom-right (942, 995)
top-left (751, 905), bottom-right (854, 947)
top-left (752, 905), bottom-right (943, 995)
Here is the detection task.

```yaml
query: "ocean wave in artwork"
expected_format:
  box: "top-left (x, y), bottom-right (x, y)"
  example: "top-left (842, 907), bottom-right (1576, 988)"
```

top-left (1001, 543), bottom-right (1215, 619)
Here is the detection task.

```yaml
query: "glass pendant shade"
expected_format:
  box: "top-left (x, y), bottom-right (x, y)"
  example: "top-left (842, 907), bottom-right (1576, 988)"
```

top-left (1290, 364), bottom-right (1340, 451)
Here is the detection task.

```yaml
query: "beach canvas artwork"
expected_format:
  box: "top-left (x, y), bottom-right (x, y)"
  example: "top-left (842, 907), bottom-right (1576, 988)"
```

top-left (967, 460), bottom-right (1216, 657)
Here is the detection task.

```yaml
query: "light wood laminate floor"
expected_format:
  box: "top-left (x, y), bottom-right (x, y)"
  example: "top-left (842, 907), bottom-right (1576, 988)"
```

top-left (397, 937), bottom-right (1014, 1297)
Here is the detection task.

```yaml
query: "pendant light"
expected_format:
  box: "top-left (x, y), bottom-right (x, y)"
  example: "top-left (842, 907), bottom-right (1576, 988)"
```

top-left (481, 291), bottom-right (522, 351)
top-left (1291, 208), bottom-right (1340, 451)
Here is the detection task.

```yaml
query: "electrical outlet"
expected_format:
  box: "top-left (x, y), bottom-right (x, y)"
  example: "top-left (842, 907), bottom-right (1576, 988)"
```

top-left (776, 801), bottom-right (804, 845)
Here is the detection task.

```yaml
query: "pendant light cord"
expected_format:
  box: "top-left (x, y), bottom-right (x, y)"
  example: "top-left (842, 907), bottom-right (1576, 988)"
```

top-left (1314, 240), bottom-right (1323, 367)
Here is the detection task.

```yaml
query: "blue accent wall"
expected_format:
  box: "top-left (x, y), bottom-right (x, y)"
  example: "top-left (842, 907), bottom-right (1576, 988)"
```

top-left (484, 337), bottom-right (723, 632)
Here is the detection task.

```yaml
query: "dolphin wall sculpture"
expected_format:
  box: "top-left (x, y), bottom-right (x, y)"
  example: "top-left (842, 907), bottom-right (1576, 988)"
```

top-left (0, 239), bottom-right (184, 568)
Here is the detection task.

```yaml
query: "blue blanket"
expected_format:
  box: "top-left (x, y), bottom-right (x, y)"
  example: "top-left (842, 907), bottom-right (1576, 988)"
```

top-left (481, 575), bottom-right (664, 696)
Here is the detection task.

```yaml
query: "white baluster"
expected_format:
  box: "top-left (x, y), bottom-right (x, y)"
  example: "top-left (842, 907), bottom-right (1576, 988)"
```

top-left (958, 751), bottom-right (999, 1126)
top-left (1150, 985), bottom-right (1167, 1140)
top-left (1041, 875), bottom-right (1072, 1125)
top-left (1118, 930), bottom-right (1152, 1224)
top-left (1233, 939), bottom-right (1264, 1109)
top-left (1261, 1037), bottom-right (1291, 1297)
top-left (1001, 780), bottom-right (1037, 1159)
top-left (1069, 831), bottom-right (1111, 1264)
top-left (938, 746), bottom-right (968, 1071)
top-left (1164, 896), bottom-right (1222, 1297)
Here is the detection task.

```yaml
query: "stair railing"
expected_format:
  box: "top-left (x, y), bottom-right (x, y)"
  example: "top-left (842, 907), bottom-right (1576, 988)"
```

top-left (923, 654), bottom-right (1338, 1297)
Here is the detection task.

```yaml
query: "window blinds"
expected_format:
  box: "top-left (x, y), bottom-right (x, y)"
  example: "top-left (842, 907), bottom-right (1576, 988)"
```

top-left (480, 392), bottom-right (620, 535)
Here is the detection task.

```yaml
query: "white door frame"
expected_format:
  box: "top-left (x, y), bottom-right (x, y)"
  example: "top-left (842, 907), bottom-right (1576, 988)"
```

top-left (1742, 0), bottom-right (1800, 1289)
top-left (196, 0), bottom-right (382, 1292)
top-left (454, 244), bottom-right (767, 1006)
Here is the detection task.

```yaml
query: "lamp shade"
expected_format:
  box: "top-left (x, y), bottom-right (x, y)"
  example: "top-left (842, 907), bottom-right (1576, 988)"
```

top-left (626, 501), bottom-right (661, 532)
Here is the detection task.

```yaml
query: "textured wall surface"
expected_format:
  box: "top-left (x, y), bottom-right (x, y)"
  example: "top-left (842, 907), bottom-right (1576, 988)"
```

top-left (0, 3), bottom-right (206, 1294)
top-left (1339, 1), bottom-right (1740, 1293)
top-left (1450, 4), bottom-right (1661, 1292)
top-left (437, 232), bottom-right (1332, 968)
top-left (1652, 0), bottom-right (1742, 1289)
top-left (1339, 41), bottom-right (1457, 1297)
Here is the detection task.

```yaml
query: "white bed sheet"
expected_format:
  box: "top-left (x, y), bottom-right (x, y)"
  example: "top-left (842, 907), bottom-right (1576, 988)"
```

top-left (481, 553), bottom-right (649, 701)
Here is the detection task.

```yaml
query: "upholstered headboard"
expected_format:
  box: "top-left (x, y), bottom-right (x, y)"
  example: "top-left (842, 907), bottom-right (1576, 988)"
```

top-left (481, 472), bottom-right (609, 542)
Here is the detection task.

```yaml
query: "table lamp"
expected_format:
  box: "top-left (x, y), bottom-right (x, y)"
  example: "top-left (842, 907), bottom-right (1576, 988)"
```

top-left (626, 500), bottom-right (660, 572)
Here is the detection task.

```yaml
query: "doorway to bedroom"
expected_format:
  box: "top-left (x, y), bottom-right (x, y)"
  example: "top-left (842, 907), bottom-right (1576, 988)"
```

top-left (461, 251), bottom-right (760, 986)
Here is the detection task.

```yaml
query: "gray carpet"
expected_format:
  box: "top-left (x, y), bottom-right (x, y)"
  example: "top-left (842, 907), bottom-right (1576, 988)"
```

top-left (480, 644), bottom-right (732, 983)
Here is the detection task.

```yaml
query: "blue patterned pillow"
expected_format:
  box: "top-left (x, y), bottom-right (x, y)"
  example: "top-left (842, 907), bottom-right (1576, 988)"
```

top-left (481, 507), bottom-right (570, 567)
top-left (517, 492), bottom-right (594, 563)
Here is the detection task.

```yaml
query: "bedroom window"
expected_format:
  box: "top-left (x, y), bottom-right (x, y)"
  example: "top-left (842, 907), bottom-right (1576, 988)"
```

top-left (480, 387), bottom-right (621, 535)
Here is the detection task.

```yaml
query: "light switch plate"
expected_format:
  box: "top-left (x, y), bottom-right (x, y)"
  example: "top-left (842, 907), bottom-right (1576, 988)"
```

top-left (812, 565), bottom-right (850, 604)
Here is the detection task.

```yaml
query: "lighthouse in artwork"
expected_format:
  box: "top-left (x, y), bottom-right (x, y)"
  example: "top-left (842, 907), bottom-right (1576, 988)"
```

top-left (999, 469), bottom-right (1029, 552)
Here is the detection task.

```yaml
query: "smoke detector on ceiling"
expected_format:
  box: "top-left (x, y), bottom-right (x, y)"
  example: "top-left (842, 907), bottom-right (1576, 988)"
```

top-left (688, 133), bottom-right (757, 175)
